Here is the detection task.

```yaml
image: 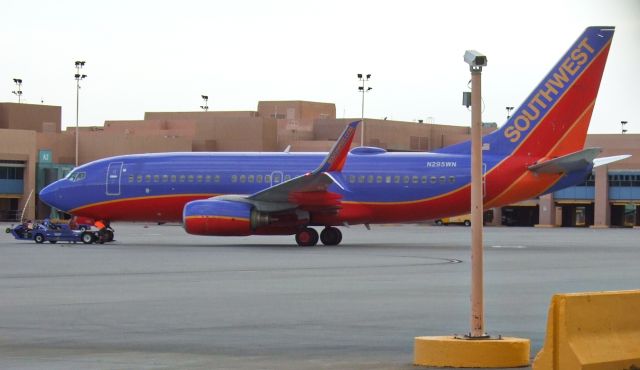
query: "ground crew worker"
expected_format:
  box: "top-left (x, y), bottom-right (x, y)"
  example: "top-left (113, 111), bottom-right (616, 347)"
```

top-left (94, 220), bottom-right (107, 243)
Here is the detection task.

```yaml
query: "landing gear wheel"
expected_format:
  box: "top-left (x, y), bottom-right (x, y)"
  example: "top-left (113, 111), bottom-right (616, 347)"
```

top-left (295, 227), bottom-right (319, 246)
top-left (105, 229), bottom-right (114, 242)
top-left (81, 232), bottom-right (94, 244)
top-left (320, 227), bottom-right (342, 246)
top-left (34, 234), bottom-right (45, 244)
top-left (464, 220), bottom-right (471, 226)
top-left (49, 240), bottom-right (57, 244)
top-left (435, 220), bottom-right (443, 226)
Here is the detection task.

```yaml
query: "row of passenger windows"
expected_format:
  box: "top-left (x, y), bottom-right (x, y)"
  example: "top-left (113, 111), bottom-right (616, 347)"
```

top-left (126, 174), bottom-right (292, 184)
top-left (126, 173), bottom-right (456, 185)
top-left (348, 174), bottom-right (456, 185)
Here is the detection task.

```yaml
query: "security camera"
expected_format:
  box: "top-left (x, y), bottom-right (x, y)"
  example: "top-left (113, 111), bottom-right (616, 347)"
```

top-left (464, 50), bottom-right (487, 67)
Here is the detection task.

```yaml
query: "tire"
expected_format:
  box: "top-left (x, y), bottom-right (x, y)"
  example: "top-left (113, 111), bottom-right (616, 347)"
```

top-left (81, 232), bottom-right (94, 244)
top-left (295, 227), bottom-right (319, 246)
top-left (49, 240), bottom-right (57, 244)
top-left (435, 220), bottom-right (443, 226)
top-left (34, 234), bottom-right (45, 244)
top-left (5, 227), bottom-right (11, 234)
top-left (105, 229), bottom-right (114, 242)
top-left (79, 226), bottom-right (87, 231)
top-left (464, 220), bottom-right (471, 226)
top-left (320, 227), bottom-right (342, 246)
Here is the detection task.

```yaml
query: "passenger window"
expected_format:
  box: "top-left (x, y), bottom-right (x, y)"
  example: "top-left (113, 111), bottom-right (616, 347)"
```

top-left (153, 175), bottom-right (159, 182)
top-left (367, 175), bottom-right (374, 184)
top-left (205, 175), bottom-right (211, 182)
top-left (284, 175), bottom-right (291, 181)
top-left (265, 175), bottom-right (271, 183)
top-left (231, 175), bottom-right (238, 183)
top-left (421, 176), bottom-right (427, 184)
top-left (145, 175), bottom-right (151, 182)
top-left (385, 176), bottom-right (391, 184)
top-left (412, 176), bottom-right (418, 184)
top-left (137, 175), bottom-right (142, 183)
top-left (376, 176), bottom-right (382, 184)
top-left (430, 176), bottom-right (437, 184)
top-left (162, 175), bottom-right (169, 182)
top-left (188, 175), bottom-right (194, 182)
top-left (403, 176), bottom-right (409, 184)
top-left (214, 175), bottom-right (220, 183)
top-left (349, 175), bottom-right (355, 183)
top-left (439, 176), bottom-right (446, 184)
top-left (128, 175), bottom-right (134, 183)
top-left (197, 175), bottom-right (203, 182)
top-left (256, 175), bottom-right (263, 183)
top-left (449, 176), bottom-right (456, 183)
top-left (248, 175), bottom-right (254, 183)
top-left (358, 175), bottom-right (365, 184)
top-left (171, 175), bottom-right (177, 182)
top-left (394, 175), bottom-right (400, 184)
top-left (179, 175), bottom-right (186, 182)
top-left (240, 175), bottom-right (246, 183)
top-left (273, 174), bottom-right (281, 183)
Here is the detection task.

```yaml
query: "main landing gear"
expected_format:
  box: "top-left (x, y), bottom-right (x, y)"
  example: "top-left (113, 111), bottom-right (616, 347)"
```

top-left (295, 226), bottom-right (342, 246)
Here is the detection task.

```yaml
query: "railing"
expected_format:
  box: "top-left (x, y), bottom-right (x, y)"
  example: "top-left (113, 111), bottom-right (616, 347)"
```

top-left (0, 210), bottom-right (21, 222)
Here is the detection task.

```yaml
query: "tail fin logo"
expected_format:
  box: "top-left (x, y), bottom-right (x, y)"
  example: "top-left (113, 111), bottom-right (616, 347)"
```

top-left (504, 37), bottom-right (597, 143)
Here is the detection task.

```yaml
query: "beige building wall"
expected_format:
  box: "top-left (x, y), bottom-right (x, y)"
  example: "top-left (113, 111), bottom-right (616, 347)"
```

top-left (0, 103), bottom-right (61, 133)
top-left (0, 129), bottom-right (38, 220)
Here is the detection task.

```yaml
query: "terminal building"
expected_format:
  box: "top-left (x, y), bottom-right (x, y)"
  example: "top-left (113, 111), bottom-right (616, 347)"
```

top-left (1, 101), bottom-right (638, 227)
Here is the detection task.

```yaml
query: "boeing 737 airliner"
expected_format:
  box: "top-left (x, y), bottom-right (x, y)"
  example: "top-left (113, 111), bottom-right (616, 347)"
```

top-left (40, 26), bottom-right (623, 246)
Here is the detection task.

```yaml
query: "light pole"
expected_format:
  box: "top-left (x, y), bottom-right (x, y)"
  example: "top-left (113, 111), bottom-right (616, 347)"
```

top-left (74, 61), bottom-right (87, 167)
top-left (464, 49), bottom-right (488, 339)
top-left (621, 120), bottom-right (628, 134)
top-left (357, 73), bottom-right (372, 146)
top-left (200, 95), bottom-right (209, 111)
top-left (12, 78), bottom-right (23, 103)
top-left (506, 106), bottom-right (514, 120)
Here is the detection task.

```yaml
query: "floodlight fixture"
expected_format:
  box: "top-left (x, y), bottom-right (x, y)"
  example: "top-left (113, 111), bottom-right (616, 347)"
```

top-left (464, 50), bottom-right (487, 71)
top-left (506, 106), bottom-right (514, 119)
top-left (12, 78), bottom-right (23, 103)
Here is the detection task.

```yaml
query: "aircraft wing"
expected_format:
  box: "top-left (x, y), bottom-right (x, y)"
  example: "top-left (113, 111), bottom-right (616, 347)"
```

top-left (528, 148), bottom-right (602, 174)
top-left (247, 121), bottom-right (359, 210)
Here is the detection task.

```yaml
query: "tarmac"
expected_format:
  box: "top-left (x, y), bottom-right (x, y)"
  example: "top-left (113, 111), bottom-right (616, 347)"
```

top-left (1, 222), bottom-right (638, 369)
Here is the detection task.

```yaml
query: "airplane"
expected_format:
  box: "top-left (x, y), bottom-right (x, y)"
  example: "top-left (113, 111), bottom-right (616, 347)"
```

top-left (40, 26), bottom-right (624, 246)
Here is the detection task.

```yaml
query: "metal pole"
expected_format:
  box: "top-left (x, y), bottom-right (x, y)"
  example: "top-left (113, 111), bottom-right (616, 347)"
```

top-left (360, 79), bottom-right (365, 146)
top-left (75, 77), bottom-right (80, 167)
top-left (469, 67), bottom-right (485, 338)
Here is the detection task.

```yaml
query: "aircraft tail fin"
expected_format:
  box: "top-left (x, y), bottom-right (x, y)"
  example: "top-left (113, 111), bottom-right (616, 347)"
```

top-left (314, 120), bottom-right (359, 174)
top-left (439, 26), bottom-right (615, 159)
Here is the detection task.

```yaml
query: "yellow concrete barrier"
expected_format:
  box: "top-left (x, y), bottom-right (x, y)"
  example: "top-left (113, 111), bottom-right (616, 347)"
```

top-left (533, 290), bottom-right (640, 370)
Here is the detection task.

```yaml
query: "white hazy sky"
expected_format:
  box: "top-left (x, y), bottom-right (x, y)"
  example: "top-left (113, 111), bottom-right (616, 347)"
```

top-left (2, 0), bottom-right (639, 133)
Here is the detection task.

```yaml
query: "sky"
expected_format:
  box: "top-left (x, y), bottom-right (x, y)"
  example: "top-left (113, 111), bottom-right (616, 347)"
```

top-left (2, 0), bottom-right (639, 133)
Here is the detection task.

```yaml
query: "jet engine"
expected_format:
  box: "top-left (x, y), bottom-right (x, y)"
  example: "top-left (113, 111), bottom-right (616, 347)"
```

top-left (183, 199), bottom-right (271, 236)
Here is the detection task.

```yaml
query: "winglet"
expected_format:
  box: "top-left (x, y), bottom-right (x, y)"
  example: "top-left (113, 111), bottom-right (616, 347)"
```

top-left (314, 120), bottom-right (360, 173)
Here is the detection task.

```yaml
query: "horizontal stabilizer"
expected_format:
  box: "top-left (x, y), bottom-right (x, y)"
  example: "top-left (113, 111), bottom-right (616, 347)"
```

top-left (528, 148), bottom-right (602, 174)
top-left (593, 154), bottom-right (632, 168)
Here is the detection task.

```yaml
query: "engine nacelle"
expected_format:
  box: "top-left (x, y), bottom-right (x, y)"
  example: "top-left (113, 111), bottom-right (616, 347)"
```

top-left (183, 199), bottom-right (270, 236)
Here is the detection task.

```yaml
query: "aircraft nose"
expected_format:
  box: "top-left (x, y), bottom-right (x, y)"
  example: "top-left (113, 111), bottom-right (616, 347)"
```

top-left (39, 182), bottom-right (59, 208)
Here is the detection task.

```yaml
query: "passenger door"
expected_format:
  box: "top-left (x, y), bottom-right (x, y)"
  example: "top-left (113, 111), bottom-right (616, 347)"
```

top-left (106, 162), bottom-right (123, 195)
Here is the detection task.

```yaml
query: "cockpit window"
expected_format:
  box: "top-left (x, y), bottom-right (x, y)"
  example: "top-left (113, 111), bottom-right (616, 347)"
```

top-left (67, 171), bottom-right (86, 182)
